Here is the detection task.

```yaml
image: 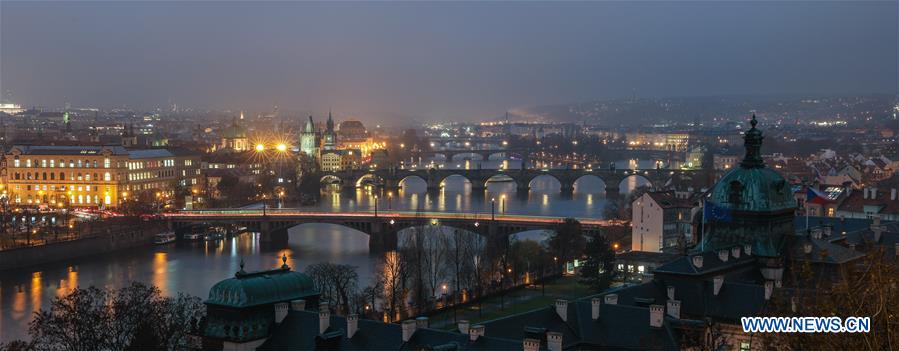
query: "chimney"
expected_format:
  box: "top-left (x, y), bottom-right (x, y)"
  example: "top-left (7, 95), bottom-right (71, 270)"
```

top-left (554, 299), bottom-right (568, 322)
top-left (691, 255), bottom-right (704, 269)
top-left (666, 300), bottom-right (681, 319)
top-left (290, 299), bottom-right (306, 311)
top-left (274, 302), bottom-right (288, 324)
top-left (591, 297), bottom-right (601, 320)
top-left (713, 275), bottom-right (724, 296)
top-left (667, 286), bottom-right (675, 300)
top-left (764, 281), bottom-right (774, 300)
top-left (891, 188), bottom-right (897, 201)
top-left (523, 338), bottom-right (541, 351)
top-left (731, 246), bottom-right (741, 259)
top-left (457, 320), bottom-right (470, 334)
top-left (346, 314), bottom-right (359, 339)
top-left (319, 310), bottom-right (330, 335)
top-left (649, 305), bottom-right (664, 328)
top-left (604, 294), bottom-right (618, 305)
top-left (744, 244), bottom-right (752, 256)
top-left (546, 331), bottom-right (563, 351)
top-left (402, 320), bottom-right (417, 342)
top-left (469, 325), bottom-right (485, 342)
top-left (415, 316), bottom-right (430, 329)
top-left (717, 250), bottom-right (729, 262)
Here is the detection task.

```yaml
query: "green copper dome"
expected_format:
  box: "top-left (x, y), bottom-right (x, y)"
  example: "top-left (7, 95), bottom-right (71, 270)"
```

top-left (708, 115), bottom-right (795, 212)
top-left (701, 115), bottom-right (797, 258)
top-left (206, 259), bottom-right (316, 308)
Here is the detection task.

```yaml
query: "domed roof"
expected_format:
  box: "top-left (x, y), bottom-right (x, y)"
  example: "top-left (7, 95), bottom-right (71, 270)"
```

top-left (221, 117), bottom-right (247, 139)
top-left (207, 258), bottom-right (317, 308)
top-left (708, 115), bottom-right (796, 213)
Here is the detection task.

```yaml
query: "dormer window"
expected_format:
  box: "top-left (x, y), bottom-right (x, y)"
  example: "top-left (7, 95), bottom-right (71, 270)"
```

top-left (728, 181), bottom-right (743, 204)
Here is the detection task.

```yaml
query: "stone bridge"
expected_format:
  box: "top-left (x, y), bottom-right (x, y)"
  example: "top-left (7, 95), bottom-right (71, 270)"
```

top-left (410, 149), bottom-right (529, 162)
top-left (166, 210), bottom-right (623, 252)
top-left (317, 168), bottom-right (696, 198)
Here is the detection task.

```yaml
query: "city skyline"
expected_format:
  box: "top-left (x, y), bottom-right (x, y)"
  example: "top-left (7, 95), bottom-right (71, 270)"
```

top-left (2, 1), bottom-right (897, 122)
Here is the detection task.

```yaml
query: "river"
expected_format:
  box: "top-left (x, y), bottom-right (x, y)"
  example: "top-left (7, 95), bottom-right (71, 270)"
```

top-left (0, 159), bottom-right (658, 341)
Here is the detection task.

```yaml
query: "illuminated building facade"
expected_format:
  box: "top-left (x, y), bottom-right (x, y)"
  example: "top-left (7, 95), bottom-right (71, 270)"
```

top-left (625, 132), bottom-right (690, 151)
top-left (220, 117), bottom-right (249, 152)
top-left (2, 145), bottom-right (201, 208)
top-left (320, 149), bottom-right (361, 172)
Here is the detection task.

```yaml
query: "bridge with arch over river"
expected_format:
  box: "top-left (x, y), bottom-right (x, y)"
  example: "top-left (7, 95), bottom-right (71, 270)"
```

top-left (165, 209), bottom-right (627, 252)
top-left (316, 168), bottom-right (699, 198)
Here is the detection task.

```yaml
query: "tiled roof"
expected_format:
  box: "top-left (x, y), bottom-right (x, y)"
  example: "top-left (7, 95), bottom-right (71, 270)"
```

top-left (646, 191), bottom-right (695, 209)
top-left (260, 310), bottom-right (521, 351)
top-left (481, 298), bottom-right (683, 351)
top-left (837, 189), bottom-right (899, 215)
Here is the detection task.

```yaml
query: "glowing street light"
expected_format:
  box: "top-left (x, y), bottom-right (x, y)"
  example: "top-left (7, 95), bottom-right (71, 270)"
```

top-left (255, 144), bottom-right (265, 152)
top-left (276, 143), bottom-right (287, 152)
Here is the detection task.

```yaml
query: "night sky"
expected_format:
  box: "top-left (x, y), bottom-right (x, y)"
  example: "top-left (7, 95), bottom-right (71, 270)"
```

top-left (1, 1), bottom-right (896, 121)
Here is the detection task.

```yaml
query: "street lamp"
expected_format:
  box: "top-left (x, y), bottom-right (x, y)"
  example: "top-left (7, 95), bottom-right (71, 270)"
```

top-left (255, 144), bottom-right (265, 152)
top-left (387, 191), bottom-right (393, 210)
top-left (276, 143), bottom-right (287, 152)
top-left (501, 194), bottom-right (506, 214)
top-left (373, 195), bottom-right (379, 217)
top-left (490, 198), bottom-right (495, 221)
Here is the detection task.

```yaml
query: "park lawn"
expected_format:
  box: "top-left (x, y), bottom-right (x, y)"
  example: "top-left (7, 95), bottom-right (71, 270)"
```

top-left (430, 276), bottom-right (596, 330)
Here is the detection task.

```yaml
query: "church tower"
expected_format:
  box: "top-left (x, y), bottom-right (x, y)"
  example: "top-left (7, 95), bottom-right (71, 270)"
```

top-left (300, 115), bottom-right (319, 158)
top-left (322, 110), bottom-right (337, 151)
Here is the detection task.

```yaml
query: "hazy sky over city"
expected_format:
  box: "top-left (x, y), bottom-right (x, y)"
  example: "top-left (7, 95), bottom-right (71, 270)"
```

top-left (1, 1), bottom-right (897, 122)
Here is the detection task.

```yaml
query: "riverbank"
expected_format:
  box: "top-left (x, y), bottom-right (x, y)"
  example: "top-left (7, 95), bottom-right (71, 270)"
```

top-left (0, 219), bottom-right (166, 271)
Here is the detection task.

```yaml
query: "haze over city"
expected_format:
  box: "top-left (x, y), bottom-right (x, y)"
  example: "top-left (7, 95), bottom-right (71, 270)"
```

top-left (2, 2), bottom-right (899, 350)
top-left (2, 1), bottom-right (896, 122)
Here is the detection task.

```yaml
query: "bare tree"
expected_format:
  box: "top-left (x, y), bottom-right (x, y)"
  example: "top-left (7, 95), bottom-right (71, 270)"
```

top-left (305, 262), bottom-right (359, 314)
top-left (763, 251), bottom-right (898, 350)
top-left (27, 283), bottom-right (204, 351)
top-left (376, 250), bottom-right (408, 322)
top-left (422, 226), bottom-right (449, 300)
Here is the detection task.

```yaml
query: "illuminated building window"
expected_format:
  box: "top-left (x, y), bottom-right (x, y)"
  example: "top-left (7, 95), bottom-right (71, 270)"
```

top-left (104, 172), bottom-right (111, 181)
top-left (104, 158), bottom-right (110, 168)
top-left (13, 158), bottom-right (20, 167)
top-left (26, 159), bottom-right (32, 167)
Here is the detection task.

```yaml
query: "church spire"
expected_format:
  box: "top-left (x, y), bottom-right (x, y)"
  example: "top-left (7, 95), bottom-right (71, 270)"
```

top-left (740, 114), bottom-right (765, 168)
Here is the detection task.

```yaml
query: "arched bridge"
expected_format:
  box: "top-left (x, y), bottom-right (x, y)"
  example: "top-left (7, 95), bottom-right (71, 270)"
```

top-left (318, 168), bottom-right (697, 198)
top-left (165, 209), bottom-right (625, 252)
top-left (411, 149), bottom-right (529, 162)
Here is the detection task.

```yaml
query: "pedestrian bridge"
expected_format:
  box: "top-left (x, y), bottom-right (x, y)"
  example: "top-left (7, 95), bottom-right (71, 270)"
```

top-left (164, 209), bottom-right (625, 252)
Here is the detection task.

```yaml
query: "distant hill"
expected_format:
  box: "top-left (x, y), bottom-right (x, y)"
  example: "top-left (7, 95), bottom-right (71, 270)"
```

top-left (509, 94), bottom-right (897, 127)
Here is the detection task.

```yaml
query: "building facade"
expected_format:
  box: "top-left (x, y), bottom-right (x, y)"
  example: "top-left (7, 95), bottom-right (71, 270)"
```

top-left (3, 145), bottom-right (201, 209)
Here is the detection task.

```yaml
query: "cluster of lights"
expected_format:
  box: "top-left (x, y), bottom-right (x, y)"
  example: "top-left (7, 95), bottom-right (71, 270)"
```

top-left (254, 143), bottom-right (289, 152)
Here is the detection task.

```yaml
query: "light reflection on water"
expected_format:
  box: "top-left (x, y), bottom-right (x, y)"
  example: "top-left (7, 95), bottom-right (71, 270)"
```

top-left (0, 162), bottom-right (655, 340)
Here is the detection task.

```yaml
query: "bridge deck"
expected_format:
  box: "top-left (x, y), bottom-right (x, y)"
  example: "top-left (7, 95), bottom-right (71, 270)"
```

top-left (166, 209), bottom-right (624, 227)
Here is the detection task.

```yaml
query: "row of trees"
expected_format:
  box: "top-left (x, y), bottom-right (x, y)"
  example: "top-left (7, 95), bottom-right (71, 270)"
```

top-left (1, 283), bottom-right (205, 351)
top-left (306, 218), bottom-right (617, 322)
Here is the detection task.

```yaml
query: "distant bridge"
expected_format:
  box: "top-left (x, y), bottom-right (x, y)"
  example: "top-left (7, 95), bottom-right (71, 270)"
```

top-left (317, 168), bottom-right (698, 198)
top-left (165, 209), bottom-right (626, 252)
